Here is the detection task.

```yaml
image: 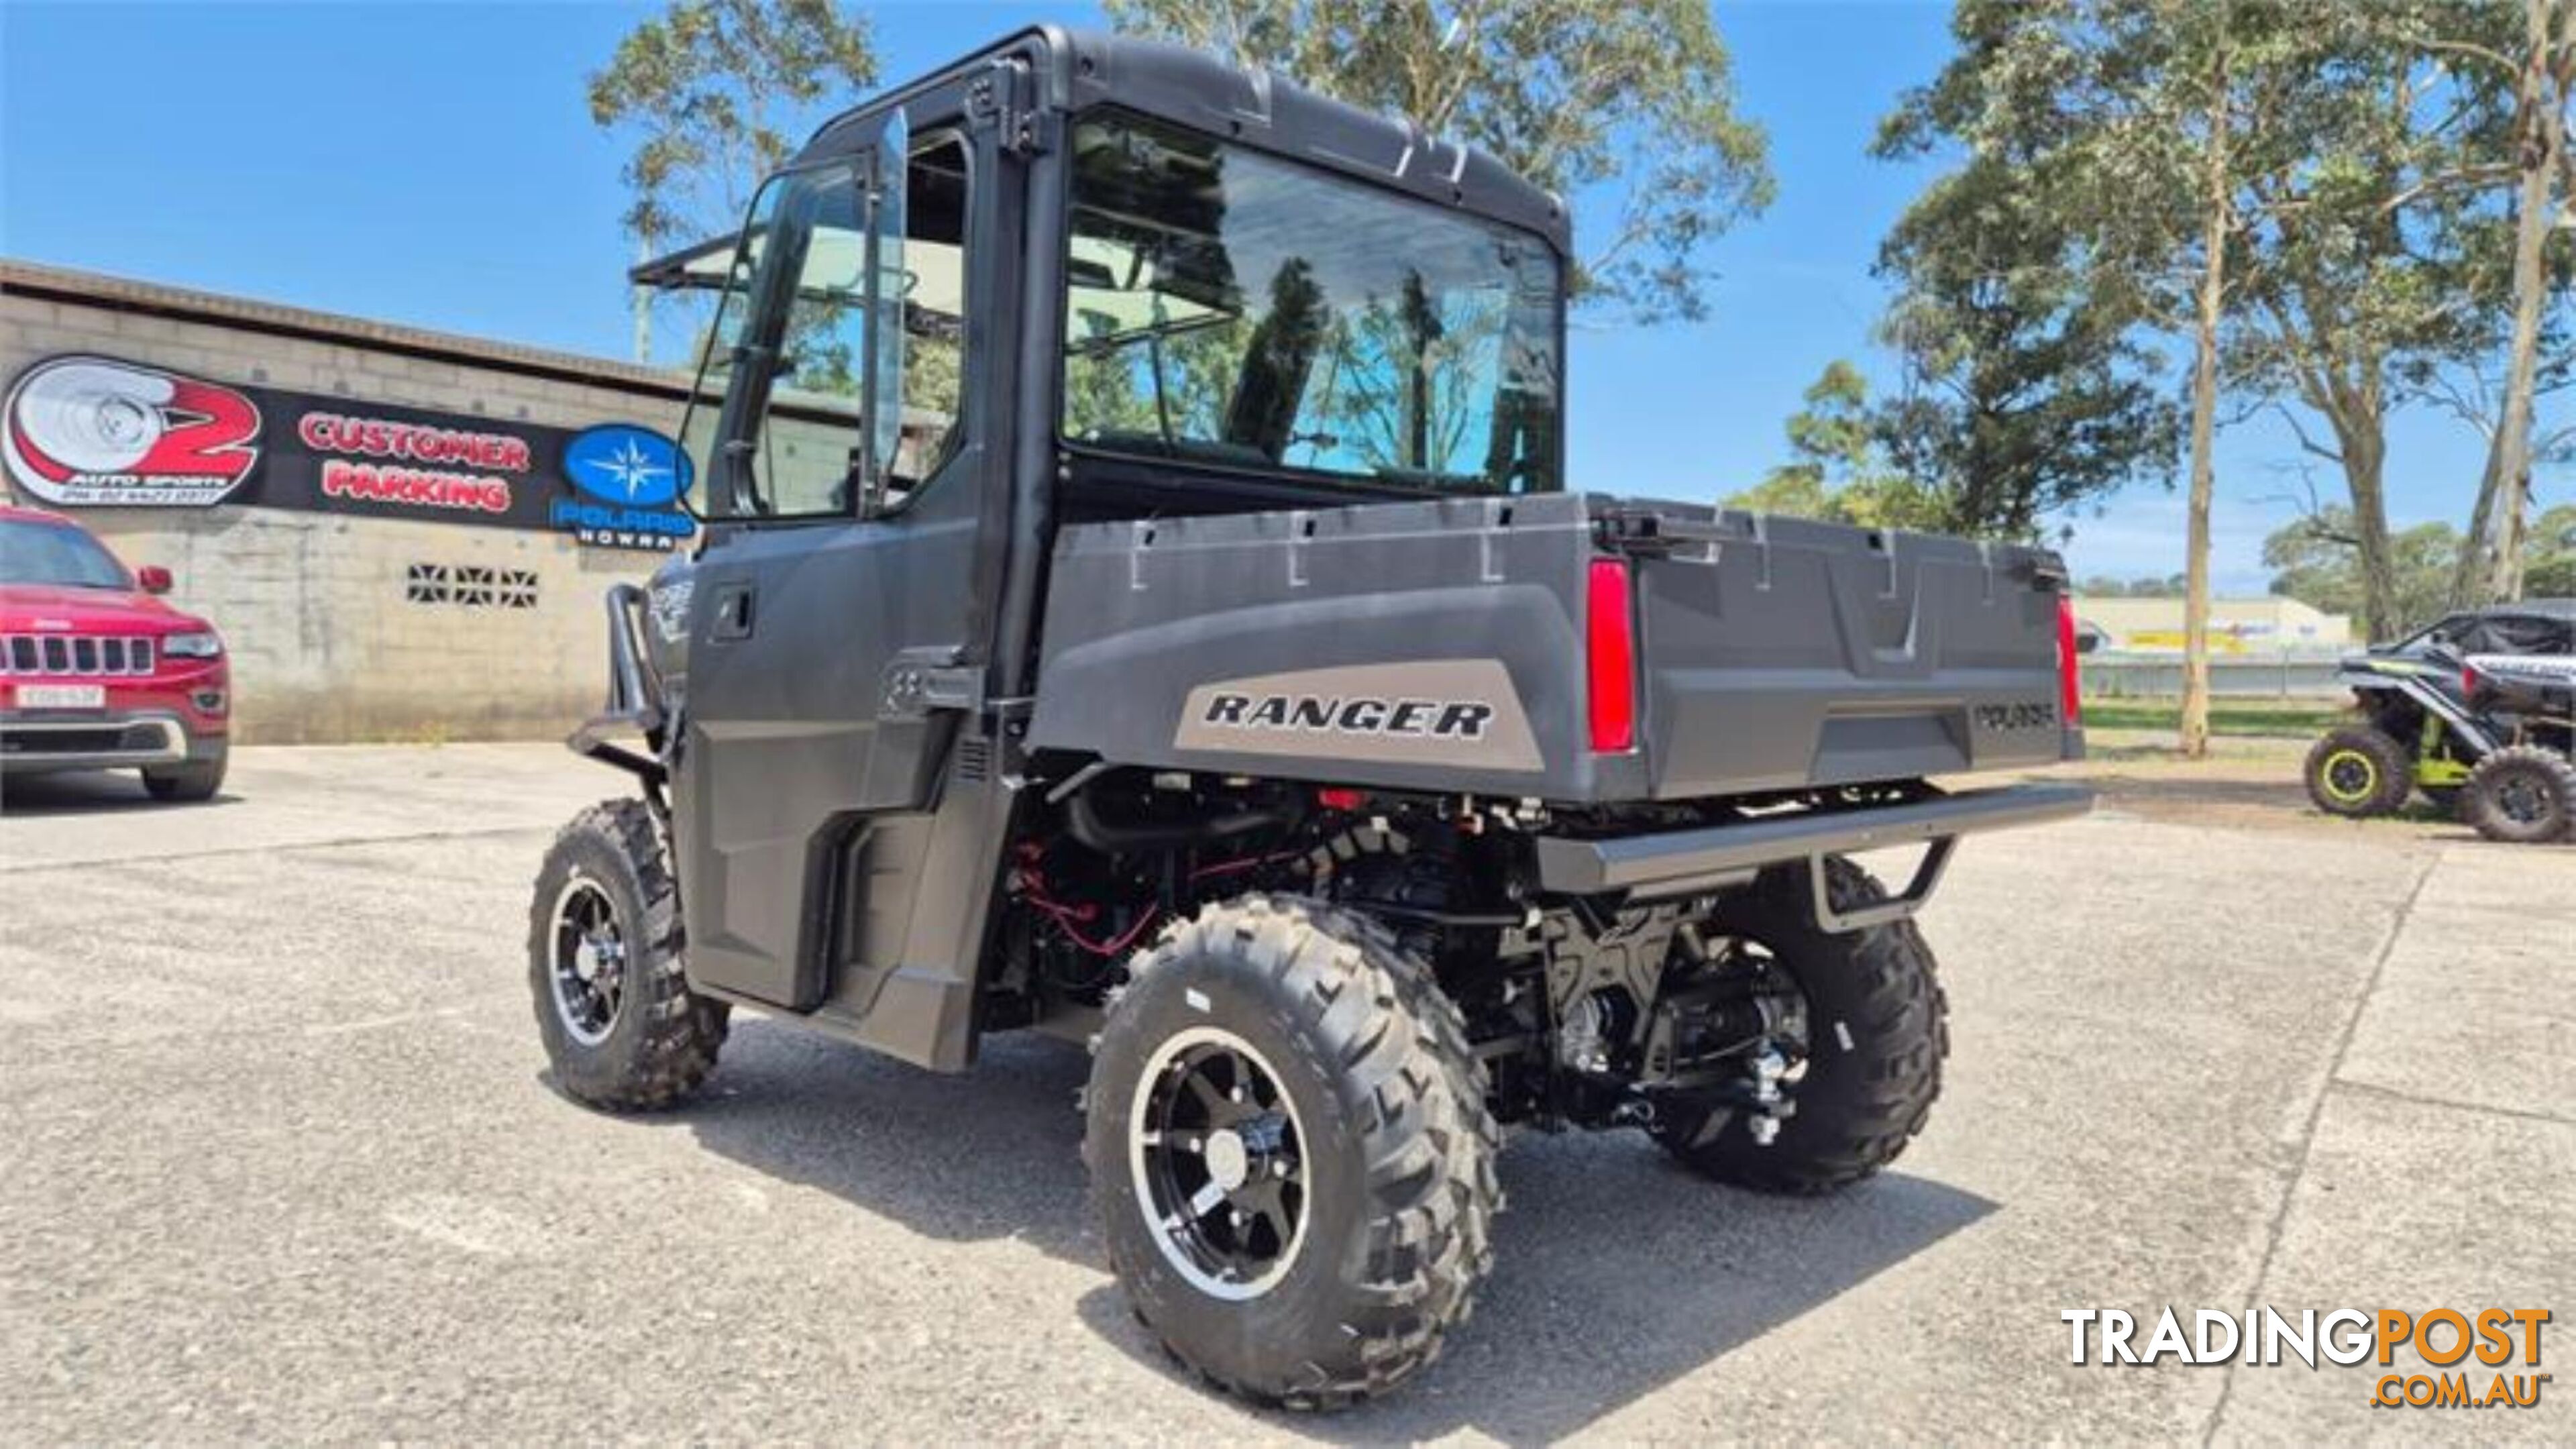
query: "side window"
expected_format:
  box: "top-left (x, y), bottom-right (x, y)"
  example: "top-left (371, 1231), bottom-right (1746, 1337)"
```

top-left (672, 122), bottom-right (974, 521)
top-left (763, 175), bottom-right (873, 515)
top-left (678, 162), bottom-right (869, 519)
top-left (885, 133), bottom-right (971, 501)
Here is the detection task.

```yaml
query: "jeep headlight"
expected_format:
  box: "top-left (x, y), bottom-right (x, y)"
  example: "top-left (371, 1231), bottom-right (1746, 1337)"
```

top-left (162, 631), bottom-right (223, 659)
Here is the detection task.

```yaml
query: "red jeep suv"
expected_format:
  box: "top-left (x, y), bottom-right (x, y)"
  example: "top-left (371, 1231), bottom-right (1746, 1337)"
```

top-left (0, 503), bottom-right (229, 800)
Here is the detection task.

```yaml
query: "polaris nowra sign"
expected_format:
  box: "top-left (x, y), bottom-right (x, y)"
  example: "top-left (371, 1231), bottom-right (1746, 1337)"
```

top-left (555, 424), bottom-right (695, 551)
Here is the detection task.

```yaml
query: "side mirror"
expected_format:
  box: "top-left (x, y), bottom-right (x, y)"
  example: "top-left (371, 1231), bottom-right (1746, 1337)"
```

top-left (137, 566), bottom-right (174, 594)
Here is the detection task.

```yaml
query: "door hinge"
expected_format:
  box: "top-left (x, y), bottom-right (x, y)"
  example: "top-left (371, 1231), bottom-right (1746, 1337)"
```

top-left (882, 649), bottom-right (984, 718)
top-left (969, 58), bottom-right (1051, 155)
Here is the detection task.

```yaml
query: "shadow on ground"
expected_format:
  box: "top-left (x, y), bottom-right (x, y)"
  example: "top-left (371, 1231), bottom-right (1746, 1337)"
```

top-left (0, 770), bottom-right (237, 814)
top-left (656, 1018), bottom-right (1997, 1442)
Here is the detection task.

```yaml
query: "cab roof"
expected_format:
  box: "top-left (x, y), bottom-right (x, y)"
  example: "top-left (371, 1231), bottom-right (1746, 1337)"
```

top-left (2473, 598), bottom-right (2575, 621)
top-left (798, 26), bottom-right (1572, 254)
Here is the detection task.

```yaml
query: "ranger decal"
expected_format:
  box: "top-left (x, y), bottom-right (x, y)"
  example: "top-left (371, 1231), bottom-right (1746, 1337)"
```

top-left (1176, 660), bottom-right (1544, 771)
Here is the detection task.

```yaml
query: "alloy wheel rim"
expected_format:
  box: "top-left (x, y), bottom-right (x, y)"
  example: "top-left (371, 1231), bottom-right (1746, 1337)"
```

top-left (2496, 774), bottom-right (2548, 824)
top-left (547, 875), bottom-right (627, 1046)
top-left (2323, 751), bottom-right (2377, 803)
top-left (1128, 1025), bottom-right (1310, 1301)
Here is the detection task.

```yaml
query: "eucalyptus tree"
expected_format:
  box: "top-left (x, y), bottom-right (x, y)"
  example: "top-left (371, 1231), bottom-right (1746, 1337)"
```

top-left (588, 0), bottom-right (879, 361)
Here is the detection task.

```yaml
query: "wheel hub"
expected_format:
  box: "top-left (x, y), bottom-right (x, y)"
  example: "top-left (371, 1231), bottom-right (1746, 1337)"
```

top-left (1128, 1026), bottom-right (1310, 1301)
top-left (1203, 1128), bottom-right (1250, 1190)
top-left (547, 876), bottom-right (626, 1046)
top-left (2498, 776), bottom-right (2545, 822)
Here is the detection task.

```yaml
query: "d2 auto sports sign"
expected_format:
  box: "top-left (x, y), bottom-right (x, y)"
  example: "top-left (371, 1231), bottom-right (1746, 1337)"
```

top-left (1, 357), bottom-right (264, 505)
top-left (1, 353), bottom-right (694, 551)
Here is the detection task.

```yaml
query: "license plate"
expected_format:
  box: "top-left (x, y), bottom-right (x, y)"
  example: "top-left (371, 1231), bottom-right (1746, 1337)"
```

top-left (15, 684), bottom-right (105, 710)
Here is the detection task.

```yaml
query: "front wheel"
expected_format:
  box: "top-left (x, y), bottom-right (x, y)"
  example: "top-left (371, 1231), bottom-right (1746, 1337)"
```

top-left (2304, 726), bottom-right (2413, 818)
top-left (1655, 859), bottom-right (1948, 1194)
top-left (142, 746), bottom-right (226, 802)
top-left (527, 800), bottom-right (727, 1110)
top-left (1084, 894), bottom-right (1500, 1409)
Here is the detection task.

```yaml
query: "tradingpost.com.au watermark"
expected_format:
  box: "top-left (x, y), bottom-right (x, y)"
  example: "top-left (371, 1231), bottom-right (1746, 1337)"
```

top-left (2063, 1307), bottom-right (2552, 1409)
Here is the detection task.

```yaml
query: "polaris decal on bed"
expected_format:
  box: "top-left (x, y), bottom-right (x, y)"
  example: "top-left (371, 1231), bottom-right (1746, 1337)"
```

top-left (1177, 660), bottom-right (1544, 771)
top-left (1972, 700), bottom-right (2059, 733)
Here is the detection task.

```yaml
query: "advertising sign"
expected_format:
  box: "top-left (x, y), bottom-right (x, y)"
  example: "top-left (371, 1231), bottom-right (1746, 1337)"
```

top-left (1, 357), bottom-right (265, 506)
top-left (0, 352), bottom-right (694, 551)
top-left (555, 423), bottom-right (696, 549)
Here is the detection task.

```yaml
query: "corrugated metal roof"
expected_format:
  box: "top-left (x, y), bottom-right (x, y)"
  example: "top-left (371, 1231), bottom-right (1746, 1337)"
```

top-left (2, 256), bottom-right (684, 395)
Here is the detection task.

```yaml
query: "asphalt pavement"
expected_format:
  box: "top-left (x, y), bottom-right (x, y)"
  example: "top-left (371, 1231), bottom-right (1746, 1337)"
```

top-left (1, 746), bottom-right (2567, 1443)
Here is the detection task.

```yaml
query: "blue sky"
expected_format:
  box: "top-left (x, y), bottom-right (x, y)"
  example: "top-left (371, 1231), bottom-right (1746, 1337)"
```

top-left (1, 0), bottom-right (2533, 592)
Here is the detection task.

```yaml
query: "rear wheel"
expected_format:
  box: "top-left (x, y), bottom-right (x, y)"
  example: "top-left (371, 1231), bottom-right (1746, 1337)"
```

top-left (1085, 894), bottom-right (1500, 1409)
top-left (527, 800), bottom-right (727, 1110)
top-left (2304, 726), bottom-right (2412, 818)
top-left (1655, 859), bottom-right (1947, 1194)
top-left (2463, 746), bottom-right (2576, 845)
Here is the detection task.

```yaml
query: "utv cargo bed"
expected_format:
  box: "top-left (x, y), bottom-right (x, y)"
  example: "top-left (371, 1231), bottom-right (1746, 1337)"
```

top-left (1029, 492), bottom-right (2083, 803)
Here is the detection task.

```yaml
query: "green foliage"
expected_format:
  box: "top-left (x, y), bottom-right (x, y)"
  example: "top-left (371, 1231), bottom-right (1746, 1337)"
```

top-left (2518, 502), bottom-right (2576, 595)
top-left (1100, 0), bottom-right (1773, 322)
top-left (588, 0), bottom-right (878, 251)
top-left (1727, 362), bottom-right (1941, 528)
top-left (1870, 148), bottom-right (2183, 538)
top-left (1880, 0), bottom-right (2544, 641)
top-left (2262, 506), bottom-right (2464, 630)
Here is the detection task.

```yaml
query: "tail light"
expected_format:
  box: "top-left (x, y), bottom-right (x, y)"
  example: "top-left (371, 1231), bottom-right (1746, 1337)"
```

top-left (1587, 557), bottom-right (1638, 752)
top-left (2055, 594), bottom-right (2083, 729)
top-left (2462, 661), bottom-right (2481, 698)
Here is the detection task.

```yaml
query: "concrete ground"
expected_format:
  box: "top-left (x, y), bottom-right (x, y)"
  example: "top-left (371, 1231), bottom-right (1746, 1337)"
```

top-left (1, 745), bottom-right (2567, 1443)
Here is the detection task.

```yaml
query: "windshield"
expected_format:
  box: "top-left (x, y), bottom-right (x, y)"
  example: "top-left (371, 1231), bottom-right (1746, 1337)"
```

top-left (0, 519), bottom-right (131, 589)
top-left (1061, 113), bottom-right (1562, 494)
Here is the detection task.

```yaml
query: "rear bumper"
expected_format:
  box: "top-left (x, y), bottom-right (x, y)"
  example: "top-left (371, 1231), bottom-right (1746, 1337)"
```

top-left (0, 710), bottom-right (222, 773)
top-left (1532, 782), bottom-right (2097, 897)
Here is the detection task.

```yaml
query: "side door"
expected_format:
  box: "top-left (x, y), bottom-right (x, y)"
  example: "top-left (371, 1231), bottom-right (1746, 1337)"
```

top-left (672, 105), bottom-right (994, 1011)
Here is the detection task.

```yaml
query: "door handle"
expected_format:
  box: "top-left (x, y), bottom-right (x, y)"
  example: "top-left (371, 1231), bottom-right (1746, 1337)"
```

top-left (711, 584), bottom-right (756, 641)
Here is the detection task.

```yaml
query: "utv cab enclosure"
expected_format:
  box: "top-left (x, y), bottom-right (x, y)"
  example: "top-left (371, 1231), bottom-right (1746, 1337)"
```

top-left (531, 28), bottom-right (2092, 1408)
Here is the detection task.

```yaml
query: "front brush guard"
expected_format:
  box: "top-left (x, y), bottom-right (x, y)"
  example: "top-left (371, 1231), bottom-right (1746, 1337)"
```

top-left (568, 583), bottom-right (668, 790)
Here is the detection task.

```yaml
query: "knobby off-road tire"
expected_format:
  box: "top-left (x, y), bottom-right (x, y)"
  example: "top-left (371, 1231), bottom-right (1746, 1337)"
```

top-left (2463, 745), bottom-right (2576, 845)
top-left (2304, 726), bottom-right (2414, 818)
top-left (1084, 894), bottom-right (1501, 1410)
top-left (528, 800), bottom-right (728, 1110)
top-left (1656, 859), bottom-right (1948, 1195)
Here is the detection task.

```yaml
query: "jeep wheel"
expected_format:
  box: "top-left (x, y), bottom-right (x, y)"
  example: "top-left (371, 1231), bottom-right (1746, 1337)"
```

top-left (2304, 726), bottom-right (2413, 818)
top-left (142, 748), bottom-right (226, 802)
top-left (528, 800), bottom-right (727, 1110)
top-left (2463, 746), bottom-right (2576, 845)
top-left (1085, 894), bottom-right (1499, 1409)
top-left (1655, 859), bottom-right (1947, 1194)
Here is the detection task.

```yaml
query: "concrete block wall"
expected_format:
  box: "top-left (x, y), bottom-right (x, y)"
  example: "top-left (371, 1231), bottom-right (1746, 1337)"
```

top-left (1, 271), bottom-right (682, 744)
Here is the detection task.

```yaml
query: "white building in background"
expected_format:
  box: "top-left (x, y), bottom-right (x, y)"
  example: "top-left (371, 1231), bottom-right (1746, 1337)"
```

top-left (2075, 595), bottom-right (2353, 655)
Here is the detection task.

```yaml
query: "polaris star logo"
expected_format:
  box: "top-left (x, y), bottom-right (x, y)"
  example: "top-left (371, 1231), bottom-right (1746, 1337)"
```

top-left (1175, 660), bottom-right (1544, 772)
top-left (1200, 693), bottom-right (1497, 740)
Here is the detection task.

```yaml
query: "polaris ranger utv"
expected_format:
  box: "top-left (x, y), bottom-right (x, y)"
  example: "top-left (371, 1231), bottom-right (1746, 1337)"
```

top-left (529, 28), bottom-right (2092, 1407)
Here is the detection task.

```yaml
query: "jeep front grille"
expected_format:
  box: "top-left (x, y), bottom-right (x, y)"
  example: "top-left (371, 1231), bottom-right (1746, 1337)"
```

top-left (3, 635), bottom-right (154, 676)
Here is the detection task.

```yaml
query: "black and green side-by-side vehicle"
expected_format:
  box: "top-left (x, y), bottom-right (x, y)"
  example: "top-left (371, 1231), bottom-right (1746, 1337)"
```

top-left (528, 29), bottom-right (2094, 1407)
top-left (2303, 600), bottom-right (2576, 843)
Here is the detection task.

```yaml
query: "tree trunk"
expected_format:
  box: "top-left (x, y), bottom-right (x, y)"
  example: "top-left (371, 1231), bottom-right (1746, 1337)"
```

top-left (2480, 0), bottom-right (2569, 604)
top-left (631, 235), bottom-right (654, 366)
top-left (2451, 441), bottom-right (2502, 609)
top-left (2180, 46), bottom-right (2231, 762)
top-left (2346, 426), bottom-right (2398, 639)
